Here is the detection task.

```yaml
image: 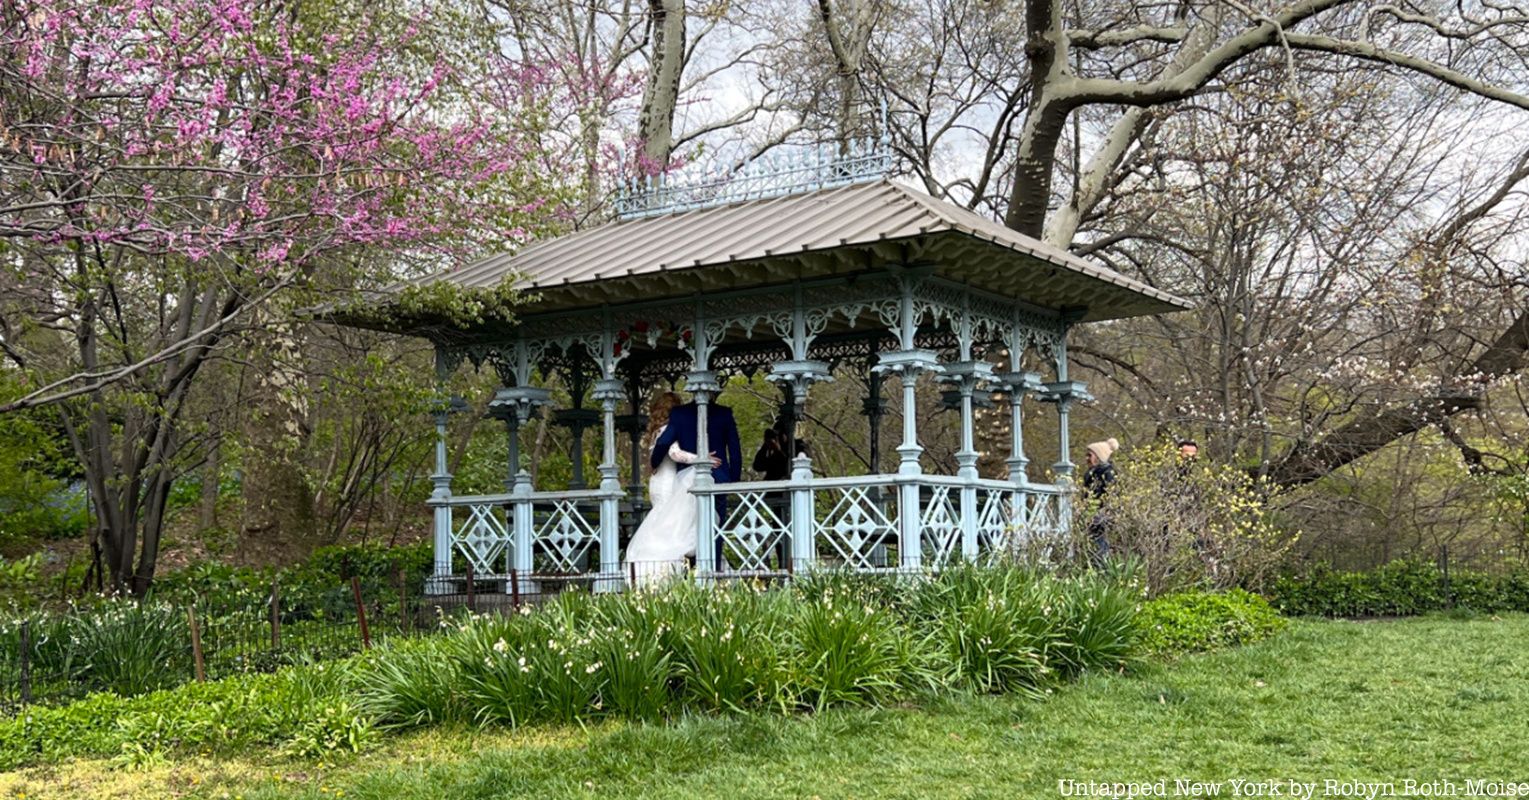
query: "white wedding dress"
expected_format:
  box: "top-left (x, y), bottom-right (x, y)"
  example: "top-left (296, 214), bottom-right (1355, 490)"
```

top-left (624, 425), bottom-right (702, 586)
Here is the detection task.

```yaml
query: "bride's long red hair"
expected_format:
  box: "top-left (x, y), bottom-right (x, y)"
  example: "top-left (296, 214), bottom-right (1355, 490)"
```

top-left (644, 391), bottom-right (684, 451)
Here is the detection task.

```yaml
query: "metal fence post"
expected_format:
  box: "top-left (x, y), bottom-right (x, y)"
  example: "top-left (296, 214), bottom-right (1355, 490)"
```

top-left (19, 620), bottom-right (31, 706)
top-left (188, 606), bottom-right (206, 683)
top-left (396, 567), bottom-right (409, 634)
top-left (466, 564), bottom-right (477, 613)
top-left (350, 576), bottom-right (371, 649)
top-left (269, 578), bottom-right (281, 651)
top-left (510, 567), bottom-right (521, 609)
top-left (1440, 544), bottom-right (1453, 608)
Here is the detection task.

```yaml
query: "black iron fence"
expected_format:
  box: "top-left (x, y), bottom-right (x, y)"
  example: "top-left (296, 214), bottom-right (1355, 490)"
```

top-left (0, 567), bottom-right (573, 713)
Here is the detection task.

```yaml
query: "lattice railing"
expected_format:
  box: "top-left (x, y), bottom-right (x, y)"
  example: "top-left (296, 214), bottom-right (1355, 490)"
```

top-left (436, 478), bottom-right (1068, 585)
top-left (715, 490), bottom-right (790, 572)
top-left (434, 490), bottom-right (615, 579)
top-left (449, 499), bottom-right (511, 575)
top-left (533, 498), bottom-right (601, 573)
top-left (974, 485), bottom-right (1067, 562)
top-left (920, 485), bottom-right (962, 569)
top-left (813, 481), bottom-right (900, 570)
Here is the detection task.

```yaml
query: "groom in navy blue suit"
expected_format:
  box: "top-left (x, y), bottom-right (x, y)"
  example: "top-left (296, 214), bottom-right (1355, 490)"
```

top-left (650, 400), bottom-right (743, 485)
top-left (651, 399), bottom-right (743, 566)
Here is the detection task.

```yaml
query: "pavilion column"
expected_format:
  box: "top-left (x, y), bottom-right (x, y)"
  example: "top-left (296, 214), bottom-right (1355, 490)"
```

top-left (768, 282), bottom-right (832, 572)
top-left (862, 353), bottom-right (885, 473)
top-left (1000, 314), bottom-right (1045, 540)
top-left (996, 369), bottom-right (1043, 535)
top-left (592, 309), bottom-right (629, 591)
top-left (939, 291), bottom-right (993, 562)
top-left (1054, 346), bottom-right (1073, 481)
top-left (487, 401), bottom-right (521, 493)
top-left (553, 361), bottom-right (596, 490)
top-left (687, 299), bottom-right (720, 577)
top-left (594, 378), bottom-right (625, 589)
top-left (862, 349), bottom-right (891, 568)
top-left (489, 341), bottom-right (552, 585)
top-left (1041, 333), bottom-right (1090, 536)
top-left (874, 270), bottom-right (940, 571)
top-left (427, 347), bottom-right (457, 594)
top-left (623, 370), bottom-right (646, 505)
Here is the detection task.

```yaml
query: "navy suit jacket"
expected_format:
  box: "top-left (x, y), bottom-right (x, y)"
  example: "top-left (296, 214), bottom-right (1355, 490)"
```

top-left (651, 402), bottom-right (743, 484)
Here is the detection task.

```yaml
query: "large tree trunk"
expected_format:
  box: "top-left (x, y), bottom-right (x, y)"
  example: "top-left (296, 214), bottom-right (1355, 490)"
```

top-left (1004, 0), bottom-right (1073, 239)
top-left (238, 322), bottom-right (316, 559)
top-left (199, 437), bottom-right (222, 531)
top-left (637, 0), bottom-right (686, 168)
top-left (816, 0), bottom-right (877, 149)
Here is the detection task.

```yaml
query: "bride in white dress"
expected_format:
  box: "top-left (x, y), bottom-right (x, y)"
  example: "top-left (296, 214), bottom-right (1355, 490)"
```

top-left (624, 392), bottom-right (718, 586)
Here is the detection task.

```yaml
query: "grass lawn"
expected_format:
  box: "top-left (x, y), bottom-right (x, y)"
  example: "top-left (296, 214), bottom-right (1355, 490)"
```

top-left (4, 614), bottom-right (1526, 799)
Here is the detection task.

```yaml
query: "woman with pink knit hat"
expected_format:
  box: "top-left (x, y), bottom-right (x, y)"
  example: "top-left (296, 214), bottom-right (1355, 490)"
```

top-left (1082, 437), bottom-right (1120, 565)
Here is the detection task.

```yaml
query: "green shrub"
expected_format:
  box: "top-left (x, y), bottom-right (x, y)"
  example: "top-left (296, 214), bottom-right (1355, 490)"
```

top-left (1136, 589), bottom-right (1285, 655)
top-left (515, 595), bottom-right (603, 723)
top-left (1058, 443), bottom-right (1296, 596)
top-left (659, 583), bottom-right (789, 713)
top-left (279, 700), bottom-right (377, 759)
top-left (307, 541), bottom-right (433, 585)
top-left (0, 386), bottom-right (88, 550)
top-left (1267, 560), bottom-right (1529, 617)
top-left (1047, 574), bottom-right (1143, 677)
top-left (907, 565), bottom-right (1057, 695)
top-left (0, 599), bottom-right (193, 702)
top-left (448, 613), bottom-right (541, 726)
top-left (355, 638), bottom-right (464, 728)
top-left (786, 587), bottom-right (927, 711)
top-left (69, 601), bottom-right (191, 696)
top-left (588, 593), bottom-right (675, 721)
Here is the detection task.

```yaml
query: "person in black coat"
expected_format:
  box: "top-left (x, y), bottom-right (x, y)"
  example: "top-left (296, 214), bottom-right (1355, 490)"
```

top-left (1082, 437), bottom-right (1119, 566)
top-left (752, 414), bottom-right (809, 481)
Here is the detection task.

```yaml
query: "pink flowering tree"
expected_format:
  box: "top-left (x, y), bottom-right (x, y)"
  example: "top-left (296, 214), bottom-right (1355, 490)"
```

top-left (0, 0), bottom-right (579, 594)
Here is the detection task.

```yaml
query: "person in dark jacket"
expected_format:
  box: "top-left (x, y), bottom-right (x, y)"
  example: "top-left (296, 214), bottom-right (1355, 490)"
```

top-left (752, 415), bottom-right (809, 481)
top-left (1081, 437), bottom-right (1119, 566)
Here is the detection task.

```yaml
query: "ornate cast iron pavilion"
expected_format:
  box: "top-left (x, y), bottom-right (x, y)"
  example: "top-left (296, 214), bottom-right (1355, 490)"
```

top-left (338, 144), bottom-right (1190, 592)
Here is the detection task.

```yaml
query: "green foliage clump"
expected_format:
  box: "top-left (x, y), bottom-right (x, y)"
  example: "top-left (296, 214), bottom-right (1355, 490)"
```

top-left (904, 564), bottom-right (1138, 695)
top-left (0, 658), bottom-right (365, 770)
top-left (1136, 589), bottom-right (1286, 655)
top-left (151, 541), bottom-right (433, 606)
top-left (336, 276), bottom-right (531, 331)
top-left (356, 565), bottom-right (1151, 732)
top-left (786, 585), bottom-right (926, 711)
top-left (0, 599), bottom-right (192, 703)
top-left (1267, 559), bottom-right (1529, 617)
top-left (656, 583), bottom-right (791, 713)
top-left (0, 542), bottom-right (435, 708)
top-left (62, 601), bottom-right (191, 696)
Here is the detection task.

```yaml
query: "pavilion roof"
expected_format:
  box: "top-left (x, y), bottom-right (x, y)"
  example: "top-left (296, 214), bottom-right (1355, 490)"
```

top-left (387, 178), bottom-right (1191, 328)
